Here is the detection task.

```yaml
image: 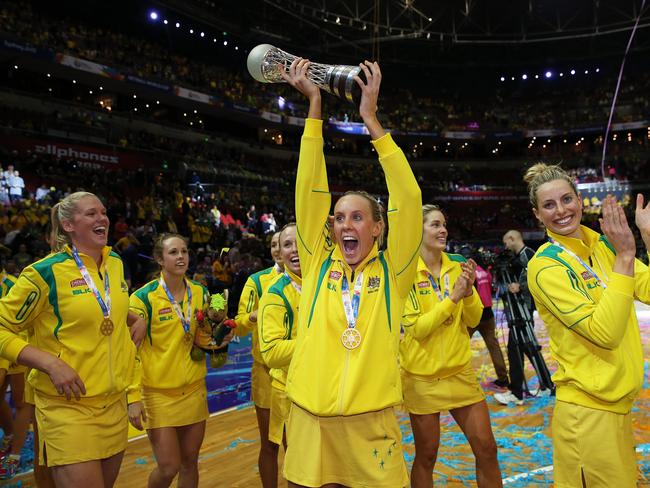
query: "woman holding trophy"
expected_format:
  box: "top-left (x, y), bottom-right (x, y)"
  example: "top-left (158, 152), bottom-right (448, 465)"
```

top-left (280, 58), bottom-right (422, 488)
top-left (127, 233), bottom-right (233, 488)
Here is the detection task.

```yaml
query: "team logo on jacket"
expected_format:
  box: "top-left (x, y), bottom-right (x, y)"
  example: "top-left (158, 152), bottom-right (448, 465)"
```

top-left (581, 271), bottom-right (591, 281)
top-left (417, 281), bottom-right (429, 289)
top-left (329, 271), bottom-right (342, 281)
top-left (367, 276), bottom-right (381, 292)
top-left (69, 278), bottom-right (86, 288)
top-left (159, 307), bottom-right (172, 315)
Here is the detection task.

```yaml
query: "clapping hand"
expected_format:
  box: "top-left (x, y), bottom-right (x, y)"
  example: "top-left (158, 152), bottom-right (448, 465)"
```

top-left (635, 193), bottom-right (650, 244)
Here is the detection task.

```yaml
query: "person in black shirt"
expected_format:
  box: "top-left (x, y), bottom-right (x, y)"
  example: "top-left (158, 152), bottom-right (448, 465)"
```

top-left (494, 230), bottom-right (553, 405)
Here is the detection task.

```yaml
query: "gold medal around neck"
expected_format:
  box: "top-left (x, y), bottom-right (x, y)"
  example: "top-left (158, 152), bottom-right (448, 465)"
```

top-left (100, 317), bottom-right (114, 336)
top-left (184, 332), bottom-right (193, 344)
top-left (341, 328), bottom-right (362, 350)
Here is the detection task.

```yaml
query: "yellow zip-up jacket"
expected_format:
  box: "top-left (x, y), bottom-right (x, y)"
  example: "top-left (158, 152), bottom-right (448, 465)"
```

top-left (258, 269), bottom-right (301, 391)
top-left (0, 272), bottom-right (16, 298)
top-left (286, 118), bottom-right (422, 416)
top-left (527, 225), bottom-right (649, 414)
top-left (127, 278), bottom-right (210, 403)
top-left (0, 246), bottom-right (136, 400)
top-left (401, 254), bottom-right (483, 377)
top-left (235, 265), bottom-right (282, 364)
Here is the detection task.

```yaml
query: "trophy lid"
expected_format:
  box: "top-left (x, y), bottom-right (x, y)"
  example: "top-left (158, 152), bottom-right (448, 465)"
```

top-left (247, 44), bottom-right (275, 82)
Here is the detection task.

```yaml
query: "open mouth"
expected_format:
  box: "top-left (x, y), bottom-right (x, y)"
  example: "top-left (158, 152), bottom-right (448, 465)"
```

top-left (290, 256), bottom-right (300, 266)
top-left (555, 216), bottom-right (572, 226)
top-left (93, 226), bottom-right (106, 237)
top-left (342, 236), bottom-right (359, 253)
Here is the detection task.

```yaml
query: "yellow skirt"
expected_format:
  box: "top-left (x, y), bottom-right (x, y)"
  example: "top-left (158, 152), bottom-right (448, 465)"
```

top-left (142, 380), bottom-right (208, 430)
top-left (35, 393), bottom-right (128, 467)
top-left (284, 404), bottom-right (409, 488)
top-left (269, 386), bottom-right (290, 445)
top-left (402, 366), bottom-right (485, 415)
top-left (553, 400), bottom-right (637, 487)
top-left (251, 360), bottom-right (272, 409)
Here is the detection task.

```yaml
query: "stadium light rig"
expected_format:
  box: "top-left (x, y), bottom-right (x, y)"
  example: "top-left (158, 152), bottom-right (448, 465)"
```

top-left (149, 11), bottom-right (158, 21)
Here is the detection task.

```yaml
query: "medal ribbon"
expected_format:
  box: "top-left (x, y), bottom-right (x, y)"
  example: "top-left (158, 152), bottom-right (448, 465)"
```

top-left (548, 238), bottom-right (607, 289)
top-left (427, 272), bottom-right (450, 301)
top-left (283, 272), bottom-right (302, 294)
top-left (71, 246), bottom-right (111, 319)
top-left (159, 276), bottom-right (193, 334)
top-left (341, 271), bottom-right (363, 330)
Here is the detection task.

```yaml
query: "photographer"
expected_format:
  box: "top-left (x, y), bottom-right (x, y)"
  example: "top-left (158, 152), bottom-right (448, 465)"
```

top-left (494, 230), bottom-right (553, 405)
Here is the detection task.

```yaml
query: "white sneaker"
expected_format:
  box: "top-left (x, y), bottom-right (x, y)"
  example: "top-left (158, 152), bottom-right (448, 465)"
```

top-left (528, 387), bottom-right (552, 398)
top-left (494, 391), bottom-right (524, 406)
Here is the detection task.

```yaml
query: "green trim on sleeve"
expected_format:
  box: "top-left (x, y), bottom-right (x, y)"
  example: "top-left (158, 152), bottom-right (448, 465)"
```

top-left (379, 252), bottom-right (392, 331)
top-left (134, 280), bottom-right (159, 344)
top-left (307, 253), bottom-right (333, 328)
top-left (599, 235), bottom-right (617, 256)
top-left (250, 267), bottom-right (274, 298)
top-left (447, 253), bottom-right (467, 263)
top-left (32, 253), bottom-right (71, 339)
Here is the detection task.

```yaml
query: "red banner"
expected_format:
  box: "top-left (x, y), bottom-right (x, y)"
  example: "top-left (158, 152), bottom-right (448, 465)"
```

top-left (0, 136), bottom-right (159, 170)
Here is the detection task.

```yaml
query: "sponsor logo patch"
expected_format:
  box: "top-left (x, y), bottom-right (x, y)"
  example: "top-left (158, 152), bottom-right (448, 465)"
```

top-left (417, 281), bottom-right (429, 288)
top-left (69, 278), bottom-right (86, 288)
top-left (581, 271), bottom-right (591, 281)
top-left (329, 271), bottom-right (342, 281)
top-left (159, 307), bottom-right (172, 315)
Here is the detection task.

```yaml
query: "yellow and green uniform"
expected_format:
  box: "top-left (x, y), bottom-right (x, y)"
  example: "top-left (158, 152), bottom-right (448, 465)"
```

top-left (401, 254), bottom-right (483, 376)
top-left (235, 264), bottom-right (282, 408)
top-left (127, 278), bottom-right (210, 429)
top-left (127, 279), bottom-right (210, 399)
top-left (283, 118), bottom-right (421, 488)
top-left (528, 225), bottom-right (649, 486)
top-left (258, 268), bottom-right (301, 444)
top-left (0, 245), bottom-right (135, 398)
top-left (0, 271), bottom-right (16, 298)
top-left (400, 254), bottom-right (484, 414)
top-left (0, 272), bottom-right (26, 374)
top-left (259, 269), bottom-right (301, 391)
top-left (286, 118), bottom-right (422, 417)
top-left (527, 226), bottom-right (647, 413)
top-left (0, 246), bottom-right (135, 466)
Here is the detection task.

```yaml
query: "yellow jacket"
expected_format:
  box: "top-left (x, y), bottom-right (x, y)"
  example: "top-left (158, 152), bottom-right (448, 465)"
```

top-left (401, 254), bottom-right (483, 377)
top-left (0, 272), bottom-right (16, 298)
top-left (0, 246), bottom-right (136, 400)
top-left (286, 118), bottom-right (422, 416)
top-left (127, 278), bottom-right (210, 403)
top-left (527, 225), bottom-right (648, 413)
top-left (258, 269), bottom-right (301, 391)
top-left (235, 265), bottom-right (282, 364)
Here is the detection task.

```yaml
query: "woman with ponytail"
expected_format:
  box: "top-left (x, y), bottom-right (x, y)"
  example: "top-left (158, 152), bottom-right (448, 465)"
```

top-left (524, 164), bottom-right (650, 486)
top-left (0, 191), bottom-right (141, 487)
top-left (127, 233), bottom-right (223, 488)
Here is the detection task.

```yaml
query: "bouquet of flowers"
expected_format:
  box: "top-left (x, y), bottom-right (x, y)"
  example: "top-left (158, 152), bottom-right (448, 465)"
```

top-left (191, 290), bottom-right (237, 368)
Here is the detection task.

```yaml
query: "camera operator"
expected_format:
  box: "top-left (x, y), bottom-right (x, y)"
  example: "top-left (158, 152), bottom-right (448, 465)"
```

top-left (494, 230), bottom-right (553, 405)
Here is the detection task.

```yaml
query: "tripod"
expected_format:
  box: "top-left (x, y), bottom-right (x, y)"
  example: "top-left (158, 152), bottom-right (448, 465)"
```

top-left (495, 266), bottom-right (554, 397)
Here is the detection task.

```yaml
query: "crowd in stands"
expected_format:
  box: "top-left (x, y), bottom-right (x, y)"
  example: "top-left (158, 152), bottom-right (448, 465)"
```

top-left (1, 0), bottom-right (650, 134)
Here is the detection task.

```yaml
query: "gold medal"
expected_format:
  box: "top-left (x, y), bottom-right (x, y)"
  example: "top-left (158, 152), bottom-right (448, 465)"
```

top-left (184, 331), bottom-right (193, 344)
top-left (100, 317), bottom-right (114, 336)
top-left (341, 328), bottom-right (362, 350)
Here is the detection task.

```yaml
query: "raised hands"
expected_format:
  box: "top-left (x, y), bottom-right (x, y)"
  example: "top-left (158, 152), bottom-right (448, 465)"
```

top-left (599, 195), bottom-right (636, 259)
top-left (353, 61), bottom-right (385, 140)
top-left (451, 259), bottom-right (477, 303)
top-left (280, 58), bottom-right (320, 104)
top-left (635, 193), bottom-right (650, 246)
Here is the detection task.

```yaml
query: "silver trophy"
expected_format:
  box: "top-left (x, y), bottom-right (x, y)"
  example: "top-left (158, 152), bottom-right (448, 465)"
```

top-left (247, 44), bottom-right (365, 104)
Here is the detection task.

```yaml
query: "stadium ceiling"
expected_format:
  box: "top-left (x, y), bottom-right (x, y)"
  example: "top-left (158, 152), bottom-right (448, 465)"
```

top-left (154, 0), bottom-right (650, 65)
